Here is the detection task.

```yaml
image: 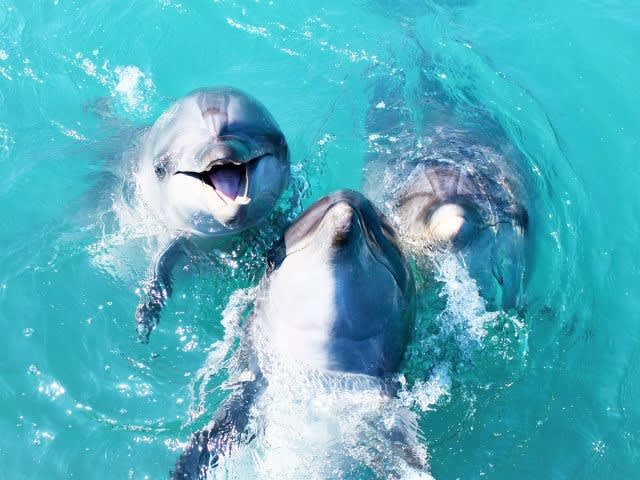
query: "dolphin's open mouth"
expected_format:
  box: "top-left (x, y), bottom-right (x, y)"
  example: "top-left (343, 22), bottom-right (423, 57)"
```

top-left (203, 163), bottom-right (249, 203)
top-left (176, 158), bottom-right (255, 205)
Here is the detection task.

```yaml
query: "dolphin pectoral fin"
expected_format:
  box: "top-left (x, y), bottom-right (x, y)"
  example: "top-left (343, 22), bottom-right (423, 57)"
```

top-left (170, 429), bottom-right (212, 480)
top-left (135, 282), bottom-right (169, 342)
top-left (172, 374), bottom-right (265, 479)
top-left (382, 406), bottom-right (428, 474)
top-left (489, 228), bottom-right (526, 311)
top-left (491, 260), bottom-right (505, 286)
top-left (135, 237), bottom-right (186, 342)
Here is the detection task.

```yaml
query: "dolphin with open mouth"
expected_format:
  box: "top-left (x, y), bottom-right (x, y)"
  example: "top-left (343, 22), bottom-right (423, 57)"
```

top-left (133, 87), bottom-right (289, 339)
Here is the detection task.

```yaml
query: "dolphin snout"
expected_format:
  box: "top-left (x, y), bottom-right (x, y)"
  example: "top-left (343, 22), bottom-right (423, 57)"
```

top-left (426, 203), bottom-right (479, 247)
top-left (325, 202), bottom-right (361, 246)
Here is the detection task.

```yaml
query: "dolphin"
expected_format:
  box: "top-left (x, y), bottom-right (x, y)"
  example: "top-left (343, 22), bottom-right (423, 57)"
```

top-left (171, 190), bottom-right (428, 479)
top-left (132, 87), bottom-right (290, 339)
top-left (363, 70), bottom-right (528, 310)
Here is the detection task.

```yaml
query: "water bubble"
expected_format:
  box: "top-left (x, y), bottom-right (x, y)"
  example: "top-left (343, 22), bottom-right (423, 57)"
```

top-left (33, 430), bottom-right (55, 446)
top-left (135, 383), bottom-right (152, 397)
top-left (592, 440), bottom-right (606, 456)
top-left (117, 383), bottom-right (131, 394)
top-left (37, 381), bottom-right (65, 400)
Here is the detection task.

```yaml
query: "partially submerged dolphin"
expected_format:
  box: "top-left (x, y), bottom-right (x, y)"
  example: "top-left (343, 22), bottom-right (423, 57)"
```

top-left (132, 87), bottom-right (289, 339)
top-left (363, 74), bottom-right (528, 310)
top-left (172, 190), bottom-right (427, 479)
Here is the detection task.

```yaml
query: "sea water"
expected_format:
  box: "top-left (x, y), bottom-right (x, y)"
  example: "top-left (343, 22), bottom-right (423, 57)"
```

top-left (1, 0), bottom-right (639, 478)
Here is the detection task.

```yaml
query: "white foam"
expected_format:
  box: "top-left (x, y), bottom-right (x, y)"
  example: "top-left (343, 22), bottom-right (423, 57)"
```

top-left (73, 52), bottom-right (156, 115)
top-left (50, 120), bottom-right (88, 141)
top-left (432, 251), bottom-right (500, 347)
top-left (114, 65), bottom-right (155, 112)
top-left (280, 47), bottom-right (300, 57)
top-left (214, 369), bottom-right (432, 480)
top-left (37, 379), bottom-right (66, 400)
top-left (226, 18), bottom-right (270, 37)
top-left (0, 66), bottom-right (11, 81)
top-left (398, 365), bottom-right (452, 412)
top-left (86, 162), bottom-right (170, 281)
top-left (81, 57), bottom-right (97, 77)
top-left (186, 287), bottom-right (256, 422)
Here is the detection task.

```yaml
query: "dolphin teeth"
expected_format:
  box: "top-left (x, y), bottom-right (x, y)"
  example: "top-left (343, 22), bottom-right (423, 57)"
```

top-left (242, 163), bottom-right (250, 197)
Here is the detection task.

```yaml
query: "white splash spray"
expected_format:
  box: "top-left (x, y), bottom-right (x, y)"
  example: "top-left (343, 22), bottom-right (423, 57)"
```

top-left (432, 251), bottom-right (500, 347)
top-left (73, 51), bottom-right (156, 116)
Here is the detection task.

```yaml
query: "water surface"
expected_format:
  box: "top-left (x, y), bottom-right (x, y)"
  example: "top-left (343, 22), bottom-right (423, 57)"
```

top-left (1, 0), bottom-right (639, 478)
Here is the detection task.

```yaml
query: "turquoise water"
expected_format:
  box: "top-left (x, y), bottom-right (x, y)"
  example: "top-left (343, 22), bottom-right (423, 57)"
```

top-left (1, 0), bottom-right (639, 478)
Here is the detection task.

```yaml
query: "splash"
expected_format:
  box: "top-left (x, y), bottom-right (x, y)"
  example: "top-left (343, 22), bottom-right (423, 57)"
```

top-left (86, 170), bottom-right (169, 282)
top-left (50, 120), bottom-right (88, 141)
top-left (174, 287), bottom-right (437, 479)
top-left (186, 287), bottom-right (256, 423)
top-left (432, 251), bottom-right (499, 347)
top-left (113, 65), bottom-right (156, 112)
top-left (210, 368), bottom-right (434, 480)
top-left (398, 365), bottom-right (452, 413)
top-left (72, 51), bottom-right (157, 117)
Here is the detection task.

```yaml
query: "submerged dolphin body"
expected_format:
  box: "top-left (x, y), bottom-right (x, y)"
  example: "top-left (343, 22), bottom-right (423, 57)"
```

top-left (131, 87), bottom-right (290, 339)
top-left (172, 191), bottom-right (430, 479)
top-left (363, 69), bottom-right (529, 310)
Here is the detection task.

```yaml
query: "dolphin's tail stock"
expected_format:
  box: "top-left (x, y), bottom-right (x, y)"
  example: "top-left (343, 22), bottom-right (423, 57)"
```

top-left (171, 374), bottom-right (265, 479)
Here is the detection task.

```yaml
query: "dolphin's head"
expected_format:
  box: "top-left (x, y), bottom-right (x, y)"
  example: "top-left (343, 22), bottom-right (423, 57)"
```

top-left (140, 87), bottom-right (289, 236)
top-left (395, 163), bottom-right (528, 309)
top-left (265, 190), bottom-right (415, 375)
